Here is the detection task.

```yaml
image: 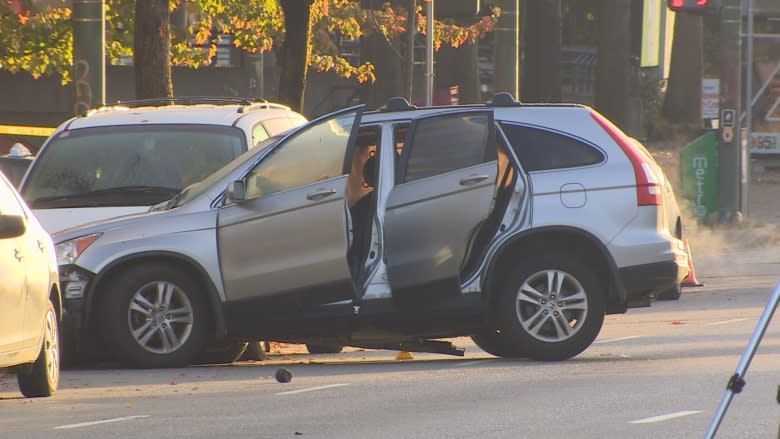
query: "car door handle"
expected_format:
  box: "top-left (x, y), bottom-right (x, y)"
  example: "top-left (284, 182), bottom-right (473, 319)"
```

top-left (459, 174), bottom-right (490, 186)
top-left (14, 248), bottom-right (22, 262)
top-left (306, 188), bottom-right (337, 201)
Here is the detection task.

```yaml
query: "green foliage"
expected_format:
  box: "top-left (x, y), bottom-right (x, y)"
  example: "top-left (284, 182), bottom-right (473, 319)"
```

top-left (0, 5), bottom-right (72, 83)
top-left (640, 72), bottom-right (667, 140)
top-left (0, 0), bottom-right (498, 85)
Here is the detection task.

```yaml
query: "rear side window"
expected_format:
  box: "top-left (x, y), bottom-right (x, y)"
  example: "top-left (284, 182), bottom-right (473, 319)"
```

top-left (499, 122), bottom-right (604, 172)
top-left (402, 113), bottom-right (493, 183)
top-left (262, 118), bottom-right (295, 136)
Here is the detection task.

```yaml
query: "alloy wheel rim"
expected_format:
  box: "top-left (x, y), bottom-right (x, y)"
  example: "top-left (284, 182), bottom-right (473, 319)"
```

top-left (515, 269), bottom-right (588, 342)
top-left (45, 309), bottom-right (59, 385)
top-left (128, 281), bottom-right (194, 354)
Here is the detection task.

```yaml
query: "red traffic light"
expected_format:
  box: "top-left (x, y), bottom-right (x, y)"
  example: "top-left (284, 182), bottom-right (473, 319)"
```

top-left (667, 0), bottom-right (712, 13)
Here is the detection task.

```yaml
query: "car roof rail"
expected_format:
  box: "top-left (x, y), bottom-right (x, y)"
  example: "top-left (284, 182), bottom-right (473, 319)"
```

top-left (379, 97), bottom-right (418, 112)
top-left (237, 102), bottom-right (291, 113)
top-left (485, 92), bottom-right (522, 107)
top-left (107, 96), bottom-right (267, 109)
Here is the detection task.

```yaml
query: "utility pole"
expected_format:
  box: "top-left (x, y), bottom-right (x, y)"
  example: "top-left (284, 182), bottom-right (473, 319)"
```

top-left (493, 0), bottom-right (520, 98)
top-left (72, 0), bottom-right (106, 115)
top-left (424, 0), bottom-right (434, 106)
top-left (717, 0), bottom-right (744, 222)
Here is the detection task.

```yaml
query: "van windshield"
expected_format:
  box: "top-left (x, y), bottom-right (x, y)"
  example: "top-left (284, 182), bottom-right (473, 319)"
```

top-left (22, 124), bottom-right (246, 208)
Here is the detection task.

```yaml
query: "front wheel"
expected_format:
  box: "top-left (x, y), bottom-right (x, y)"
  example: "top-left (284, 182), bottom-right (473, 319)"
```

top-left (100, 264), bottom-right (210, 368)
top-left (17, 300), bottom-right (59, 397)
top-left (490, 253), bottom-right (605, 361)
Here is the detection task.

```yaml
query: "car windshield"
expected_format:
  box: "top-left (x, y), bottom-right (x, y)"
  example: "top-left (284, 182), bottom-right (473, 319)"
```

top-left (168, 135), bottom-right (282, 209)
top-left (22, 124), bottom-right (246, 208)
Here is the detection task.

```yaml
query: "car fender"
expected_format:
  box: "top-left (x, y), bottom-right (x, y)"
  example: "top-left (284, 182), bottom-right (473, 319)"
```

top-left (483, 225), bottom-right (628, 315)
top-left (83, 250), bottom-right (228, 338)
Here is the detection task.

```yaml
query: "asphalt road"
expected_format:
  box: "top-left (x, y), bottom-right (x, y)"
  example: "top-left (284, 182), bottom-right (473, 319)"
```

top-left (3, 250), bottom-right (780, 438)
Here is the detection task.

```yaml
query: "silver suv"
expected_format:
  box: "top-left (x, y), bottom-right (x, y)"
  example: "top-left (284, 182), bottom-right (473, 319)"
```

top-left (19, 97), bottom-right (307, 234)
top-left (54, 95), bottom-right (689, 368)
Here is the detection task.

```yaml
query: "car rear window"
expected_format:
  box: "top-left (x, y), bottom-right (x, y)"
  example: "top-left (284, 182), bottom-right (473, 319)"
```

top-left (22, 124), bottom-right (246, 208)
top-left (499, 122), bottom-right (604, 172)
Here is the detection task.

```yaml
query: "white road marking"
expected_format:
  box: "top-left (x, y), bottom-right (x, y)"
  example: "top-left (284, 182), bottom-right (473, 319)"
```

top-left (706, 318), bottom-right (747, 326)
top-left (54, 415), bottom-right (150, 430)
top-left (593, 335), bottom-right (641, 344)
top-left (630, 411), bottom-right (702, 424)
top-left (452, 360), bottom-right (489, 367)
top-left (276, 383), bottom-right (351, 395)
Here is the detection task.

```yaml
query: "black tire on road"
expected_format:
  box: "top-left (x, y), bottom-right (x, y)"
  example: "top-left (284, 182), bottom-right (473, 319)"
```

top-left (493, 253), bottom-right (605, 361)
top-left (305, 343), bottom-right (344, 354)
top-left (655, 285), bottom-right (682, 301)
top-left (100, 264), bottom-right (210, 368)
top-left (471, 329), bottom-right (523, 358)
top-left (17, 300), bottom-right (59, 397)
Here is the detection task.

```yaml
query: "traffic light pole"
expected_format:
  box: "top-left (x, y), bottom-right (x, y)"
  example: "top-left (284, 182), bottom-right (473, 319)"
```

top-left (72, 0), bottom-right (106, 115)
top-left (717, 0), bottom-right (746, 223)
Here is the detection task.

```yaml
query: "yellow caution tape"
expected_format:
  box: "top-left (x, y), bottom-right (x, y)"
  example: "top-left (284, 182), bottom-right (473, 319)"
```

top-left (0, 125), bottom-right (56, 137)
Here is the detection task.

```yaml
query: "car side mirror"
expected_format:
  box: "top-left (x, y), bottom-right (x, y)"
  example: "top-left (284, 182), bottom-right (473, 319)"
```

top-left (225, 180), bottom-right (246, 203)
top-left (0, 214), bottom-right (26, 239)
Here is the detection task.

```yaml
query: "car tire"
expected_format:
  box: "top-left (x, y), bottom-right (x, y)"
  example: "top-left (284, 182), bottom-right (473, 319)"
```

top-left (100, 264), bottom-right (210, 368)
top-left (471, 330), bottom-right (522, 358)
top-left (493, 253), bottom-right (605, 361)
top-left (305, 343), bottom-right (344, 354)
top-left (196, 340), bottom-right (248, 365)
top-left (17, 300), bottom-right (59, 397)
top-left (240, 340), bottom-right (269, 361)
top-left (655, 285), bottom-right (682, 301)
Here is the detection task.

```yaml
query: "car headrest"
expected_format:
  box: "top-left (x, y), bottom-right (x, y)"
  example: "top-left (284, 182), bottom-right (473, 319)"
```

top-left (363, 154), bottom-right (377, 188)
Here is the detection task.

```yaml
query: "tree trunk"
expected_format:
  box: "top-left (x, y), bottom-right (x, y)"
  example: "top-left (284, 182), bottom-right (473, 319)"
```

top-left (435, 42), bottom-right (481, 105)
top-left (662, 13), bottom-right (703, 124)
top-left (522, 0), bottom-right (561, 103)
top-left (360, 33), bottom-right (403, 110)
top-left (595, 0), bottom-right (631, 130)
top-left (134, 0), bottom-right (173, 99)
top-left (278, 0), bottom-right (314, 113)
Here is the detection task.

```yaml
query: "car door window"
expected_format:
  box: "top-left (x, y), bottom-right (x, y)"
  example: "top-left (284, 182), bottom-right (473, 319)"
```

top-left (245, 112), bottom-right (357, 198)
top-left (262, 118), bottom-right (294, 136)
top-left (401, 113), bottom-right (495, 183)
top-left (499, 122), bottom-right (605, 171)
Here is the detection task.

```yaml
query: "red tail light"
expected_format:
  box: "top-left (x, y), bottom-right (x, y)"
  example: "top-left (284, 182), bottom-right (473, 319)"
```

top-left (590, 110), bottom-right (662, 206)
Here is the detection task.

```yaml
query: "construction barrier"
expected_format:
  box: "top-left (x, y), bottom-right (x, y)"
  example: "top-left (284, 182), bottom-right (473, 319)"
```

top-left (0, 125), bottom-right (55, 137)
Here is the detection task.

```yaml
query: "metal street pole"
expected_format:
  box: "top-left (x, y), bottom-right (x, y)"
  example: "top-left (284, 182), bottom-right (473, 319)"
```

top-left (72, 0), bottom-right (106, 115)
top-left (717, 0), bottom-right (743, 223)
top-left (424, 0), bottom-right (434, 106)
top-left (493, 0), bottom-right (519, 98)
top-left (744, 0), bottom-right (755, 220)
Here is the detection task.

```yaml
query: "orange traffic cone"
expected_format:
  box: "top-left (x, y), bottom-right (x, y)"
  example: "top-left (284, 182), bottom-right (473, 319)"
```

top-left (681, 238), bottom-right (704, 287)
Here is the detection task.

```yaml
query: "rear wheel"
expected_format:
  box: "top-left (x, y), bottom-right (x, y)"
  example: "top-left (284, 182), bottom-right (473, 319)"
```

top-left (471, 329), bottom-right (522, 358)
top-left (491, 253), bottom-right (605, 361)
top-left (17, 301), bottom-right (59, 397)
top-left (100, 264), bottom-right (210, 368)
top-left (655, 285), bottom-right (682, 301)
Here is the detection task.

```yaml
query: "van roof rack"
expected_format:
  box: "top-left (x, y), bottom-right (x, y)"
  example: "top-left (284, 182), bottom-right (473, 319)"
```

top-left (109, 97), bottom-right (268, 108)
